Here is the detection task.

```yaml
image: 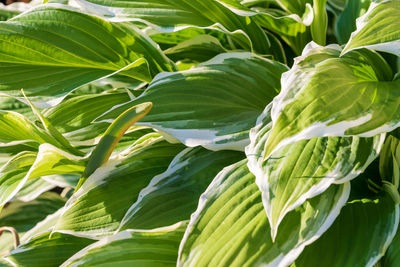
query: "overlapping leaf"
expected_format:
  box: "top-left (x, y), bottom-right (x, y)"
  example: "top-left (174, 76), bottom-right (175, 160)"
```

top-left (44, 92), bottom-right (132, 143)
top-left (294, 195), bottom-right (399, 267)
top-left (343, 0), bottom-right (400, 56)
top-left (246, 104), bottom-right (384, 239)
top-left (5, 232), bottom-right (96, 267)
top-left (383, 226), bottom-right (400, 266)
top-left (0, 192), bottom-right (65, 256)
top-left (53, 135), bottom-right (184, 237)
top-left (0, 144), bottom-right (85, 207)
top-left (335, 0), bottom-right (371, 44)
top-left (178, 160), bottom-right (349, 267)
top-left (97, 53), bottom-right (287, 151)
top-left (0, 4), bottom-right (175, 104)
top-left (119, 147), bottom-right (243, 230)
top-left (264, 42), bottom-right (399, 158)
top-left (61, 221), bottom-right (187, 267)
top-left (69, 0), bottom-right (270, 54)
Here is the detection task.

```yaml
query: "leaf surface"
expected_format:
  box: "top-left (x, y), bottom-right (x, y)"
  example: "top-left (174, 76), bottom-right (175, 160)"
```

top-left (178, 160), bottom-right (349, 267)
top-left (264, 43), bottom-right (398, 158)
top-left (294, 195), bottom-right (399, 267)
top-left (246, 104), bottom-right (383, 238)
top-left (97, 53), bottom-right (287, 151)
top-left (119, 147), bottom-right (244, 230)
top-left (61, 222), bottom-right (187, 267)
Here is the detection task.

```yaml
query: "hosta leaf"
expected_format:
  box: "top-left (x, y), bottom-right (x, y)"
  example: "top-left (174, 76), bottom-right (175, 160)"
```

top-left (252, 7), bottom-right (312, 55)
top-left (379, 135), bottom-right (400, 186)
top-left (97, 53), bottom-right (287, 151)
top-left (0, 110), bottom-right (53, 147)
top-left (246, 104), bottom-right (384, 239)
top-left (119, 147), bottom-right (244, 230)
top-left (0, 192), bottom-right (65, 255)
top-left (0, 96), bottom-right (32, 120)
top-left (275, 0), bottom-right (312, 15)
top-left (70, 0), bottom-right (270, 54)
top-left (76, 102), bottom-right (153, 189)
top-left (178, 160), bottom-right (350, 267)
top-left (61, 221), bottom-right (187, 267)
top-left (44, 91), bottom-right (131, 143)
top-left (42, 174), bottom-right (79, 189)
top-left (0, 144), bottom-right (85, 207)
top-left (16, 178), bottom-right (55, 202)
top-left (5, 232), bottom-right (95, 267)
top-left (342, 0), bottom-right (400, 56)
top-left (383, 225), bottom-right (400, 266)
top-left (335, 0), bottom-right (371, 44)
top-left (0, 4), bottom-right (175, 103)
top-left (0, 152), bottom-right (36, 207)
top-left (53, 136), bottom-right (184, 237)
top-left (164, 35), bottom-right (226, 63)
top-left (264, 42), bottom-right (398, 158)
top-left (293, 195), bottom-right (399, 267)
top-left (21, 208), bottom-right (64, 244)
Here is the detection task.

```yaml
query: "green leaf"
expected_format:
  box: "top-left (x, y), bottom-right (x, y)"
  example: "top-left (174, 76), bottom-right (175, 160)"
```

top-left (343, 0), bottom-right (400, 56)
top-left (0, 5), bottom-right (175, 103)
top-left (0, 192), bottom-right (65, 255)
top-left (293, 195), bottom-right (399, 267)
top-left (335, 0), bottom-right (371, 44)
top-left (119, 147), bottom-right (244, 230)
top-left (53, 136), bottom-right (184, 237)
top-left (44, 92), bottom-right (131, 139)
top-left (379, 135), bottom-right (400, 187)
top-left (310, 0), bottom-right (328, 45)
top-left (246, 104), bottom-right (384, 239)
top-left (178, 159), bottom-right (350, 266)
top-left (97, 53), bottom-right (287, 151)
top-left (5, 232), bottom-right (95, 267)
top-left (0, 110), bottom-right (53, 147)
top-left (0, 144), bottom-right (85, 207)
top-left (264, 43), bottom-right (398, 158)
top-left (15, 178), bottom-right (55, 202)
top-left (275, 0), bottom-right (312, 15)
top-left (164, 35), bottom-right (226, 63)
top-left (61, 221), bottom-right (187, 267)
top-left (70, 0), bottom-right (271, 54)
top-left (76, 102), bottom-right (153, 190)
top-left (0, 96), bottom-right (32, 120)
top-left (252, 7), bottom-right (312, 55)
top-left (383, 224), bottom-right (400, 266)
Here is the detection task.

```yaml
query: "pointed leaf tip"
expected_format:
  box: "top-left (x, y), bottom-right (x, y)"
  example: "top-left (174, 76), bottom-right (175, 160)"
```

top-left (76, 102), bottom-right (153, 190)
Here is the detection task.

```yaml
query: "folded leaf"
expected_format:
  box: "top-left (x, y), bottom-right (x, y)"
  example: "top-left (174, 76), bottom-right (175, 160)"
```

top-left (383, 224), bottom-right (400, 266)
top-left (246, 104), bottom-right (384, 239)
top-left (97, 53), bottom-right (287, 151)
top-left (294, 195), bottom-right (399, 267)
top-left (264, 42), bottom-right (398, 158)
top-left (5, 232), bottom-right (96, 267)
top-left (0, 144), bottom-right (86, 207)
top-left (0, 192), bottom-right (65, 255)
top-left (76, 102), bottom-right (152, 190)
top-left (0, 4), bottom-right (175, 103)
top-left (335, 0), bottom-right (371, 44)
top-left (16, 178), bottom-right (55, 202)
top-left (342, 0), bottom-right (400, 56)
top-left (119, 147), bottom-right (244, 230)
top-left (70, 0), bottom-right (270, 54)
top-left (178, 160), bottom-right (349, 267)
top-left (61, 221), bottom-right (187, 267)
top-left (53, 135), bottom-right (184, 237)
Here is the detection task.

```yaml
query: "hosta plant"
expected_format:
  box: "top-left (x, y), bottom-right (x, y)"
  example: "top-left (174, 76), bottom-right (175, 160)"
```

top-left (1, 0), bottom-right (400, 266)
